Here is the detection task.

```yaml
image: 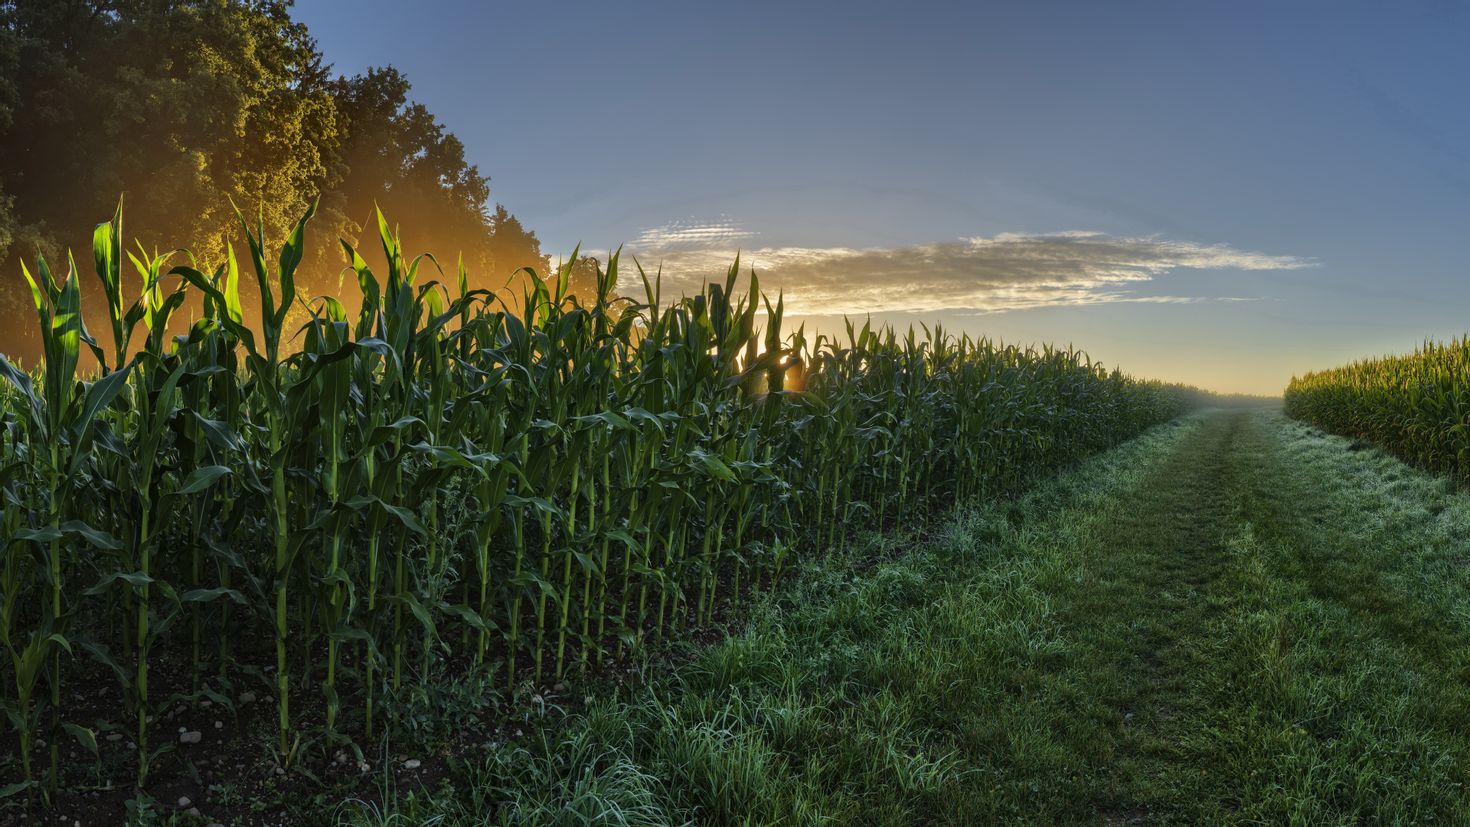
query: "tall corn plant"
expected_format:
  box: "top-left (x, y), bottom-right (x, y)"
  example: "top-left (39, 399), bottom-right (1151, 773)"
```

top-left (0, 253), bottom-right (130, 798)
top-left (0, 200), bottom-right (1198, 805)
top-left (177, 202), bottom-right (318, 765)
top-left (1286, 339), bottom-right (1470, 478)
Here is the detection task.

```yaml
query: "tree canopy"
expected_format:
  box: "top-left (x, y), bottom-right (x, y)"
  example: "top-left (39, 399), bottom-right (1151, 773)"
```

top-left (0, 0), bottom-right (550, 361)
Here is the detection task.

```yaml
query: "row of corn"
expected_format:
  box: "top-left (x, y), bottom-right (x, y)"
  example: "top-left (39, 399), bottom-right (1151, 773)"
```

top-left (0, 201), bottom-right (1191, 797)
top-left (1284, 338), bottom-right (1470, 475)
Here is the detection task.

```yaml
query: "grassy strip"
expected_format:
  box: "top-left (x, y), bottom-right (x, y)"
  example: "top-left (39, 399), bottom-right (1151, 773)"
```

top-left (1198, 411), bottom-right (1470, 822)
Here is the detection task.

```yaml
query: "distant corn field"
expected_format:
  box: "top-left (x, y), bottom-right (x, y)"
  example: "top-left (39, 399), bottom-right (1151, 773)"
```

top-left (1284, 339), bottom-right (1470, 475)
top-left (0, 200), bottom-right (1192, 798)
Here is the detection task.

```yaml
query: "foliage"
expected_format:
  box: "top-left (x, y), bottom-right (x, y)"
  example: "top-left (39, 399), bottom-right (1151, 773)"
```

top-left (561, 254), bottom-right (604, 301)
top-left (0, 201), bottom-right (1189, 803)
top-left (1283, 338), bottom-right (1470, 476)
top-left (327, 67), bottom-right (548, 300)
top-left (0, 0), bottom-right (548, 360)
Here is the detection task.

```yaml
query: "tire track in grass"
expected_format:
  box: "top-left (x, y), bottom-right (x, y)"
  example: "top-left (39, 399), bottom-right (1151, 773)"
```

top-left (1199, 411), bottom-right (1470, 823)
top-left (1061, 410), bottom-right (1249, 823)
top-left (872, 411), bottom-right (1245, 823)
top-left (1088, 409), bottom-right (1470, 823)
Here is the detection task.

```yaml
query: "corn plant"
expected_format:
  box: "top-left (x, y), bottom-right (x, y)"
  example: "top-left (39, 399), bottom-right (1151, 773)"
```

top-left (0, 199), bottom-right (1196, 803)
top-left (0, 253), bottom-right (131, 798)
top-left (1285, 338), bottom-right (1470, 477)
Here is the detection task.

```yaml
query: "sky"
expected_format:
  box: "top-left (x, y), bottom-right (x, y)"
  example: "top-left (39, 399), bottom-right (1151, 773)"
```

top-left (293, 0), bottom-right (1470, 395)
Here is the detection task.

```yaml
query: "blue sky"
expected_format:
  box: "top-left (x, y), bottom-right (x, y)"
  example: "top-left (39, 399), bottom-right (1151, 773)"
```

top-left (293, 0), bottom-right (1470, 394)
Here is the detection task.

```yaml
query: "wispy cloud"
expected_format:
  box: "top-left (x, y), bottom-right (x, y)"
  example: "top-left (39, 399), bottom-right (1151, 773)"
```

top-left (622, 229), bottom-right (1312, 315)
top-left (631, 217), bottom-right (754, 249)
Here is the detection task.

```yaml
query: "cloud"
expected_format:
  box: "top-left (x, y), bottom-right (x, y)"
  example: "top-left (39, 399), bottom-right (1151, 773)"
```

top-left (620, 229), bottom-right (1311, 316)
top-left (630, 217), bottom-right (754, 249)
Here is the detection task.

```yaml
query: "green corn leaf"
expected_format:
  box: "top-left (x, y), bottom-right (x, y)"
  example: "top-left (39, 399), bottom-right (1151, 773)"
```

top-left (389, 592), bottom-right (438, 639)
top-left (62, 722), bottom-right (99, 756)
top-left (178, 588), bottom-right (247, 605)
top-left (175, 465), bottom-right (232, 496)
top-left (0, 780), bottom-right (35, 800)
top-left (77, 640), bottom-right (131, 686)
top-left (85, 570), bottom-right (154, 596)
top-left (441, 604), bottom-right (495, 633)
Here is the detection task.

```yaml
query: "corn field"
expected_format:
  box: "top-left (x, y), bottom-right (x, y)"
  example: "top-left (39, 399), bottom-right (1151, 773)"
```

top-left (1284, 339), bottom-right (1470, 476)
top-left (0, 201), bottom-right (1190, 798)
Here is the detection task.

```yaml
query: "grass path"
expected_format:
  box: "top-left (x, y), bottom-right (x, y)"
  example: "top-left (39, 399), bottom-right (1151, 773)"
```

top-left (346, 409), bottom-right (1470, 826)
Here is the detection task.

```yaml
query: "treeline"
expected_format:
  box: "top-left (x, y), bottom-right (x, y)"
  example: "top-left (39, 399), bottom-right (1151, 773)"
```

top-left (0, 0), bottom-right (552, 361)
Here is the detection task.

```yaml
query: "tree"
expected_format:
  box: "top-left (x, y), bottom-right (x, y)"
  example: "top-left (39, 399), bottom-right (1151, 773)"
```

top-left (0, 1), bottom-right (549, 361)
top-left (0, 0), bottom-right (342, 358)
top-left (0, 14), bottom-right (16, 260)
top-left (328, 67), bottom-right (548, 311)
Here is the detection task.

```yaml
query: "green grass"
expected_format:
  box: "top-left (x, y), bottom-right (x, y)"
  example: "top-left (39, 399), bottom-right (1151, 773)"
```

top-left (324, 409), bottom-right (1470, 826)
